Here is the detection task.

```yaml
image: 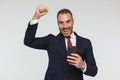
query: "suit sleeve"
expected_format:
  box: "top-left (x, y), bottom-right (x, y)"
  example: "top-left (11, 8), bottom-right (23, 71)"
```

top-left (84, 40), bottom-right (98, 77)
top-left (24, 22), bottom-right (49, 50)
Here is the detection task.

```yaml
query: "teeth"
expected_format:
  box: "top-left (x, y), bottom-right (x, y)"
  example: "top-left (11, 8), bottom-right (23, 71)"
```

top-left (63, 29), bottom-right (69, 32)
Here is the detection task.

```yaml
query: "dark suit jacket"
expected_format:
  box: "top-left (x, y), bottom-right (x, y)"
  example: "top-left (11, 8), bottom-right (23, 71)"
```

top-left (24, 23), bottom-right (98, 80)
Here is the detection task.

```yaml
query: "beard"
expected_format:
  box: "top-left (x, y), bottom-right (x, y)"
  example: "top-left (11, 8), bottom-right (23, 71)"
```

top-left (59, 27), bottom-right (73, 37)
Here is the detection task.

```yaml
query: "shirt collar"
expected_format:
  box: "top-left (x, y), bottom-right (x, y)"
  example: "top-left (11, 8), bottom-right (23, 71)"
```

top-left (70, 32), bottom-right (76, 39)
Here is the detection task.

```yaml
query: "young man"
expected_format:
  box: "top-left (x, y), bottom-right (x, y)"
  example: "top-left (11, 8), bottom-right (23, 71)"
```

top-left (24, 5), bottom-right (98, 80)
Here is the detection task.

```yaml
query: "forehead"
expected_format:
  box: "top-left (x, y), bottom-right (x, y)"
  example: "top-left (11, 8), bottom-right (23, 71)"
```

top-left (57, 13), bottom-right (72, 21)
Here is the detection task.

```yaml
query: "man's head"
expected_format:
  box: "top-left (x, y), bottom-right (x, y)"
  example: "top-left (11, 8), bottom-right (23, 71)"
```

top-left (57, 9), bottom-right (74, 37)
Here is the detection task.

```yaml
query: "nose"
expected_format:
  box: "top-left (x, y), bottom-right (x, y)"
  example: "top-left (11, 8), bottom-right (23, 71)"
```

top-left (63, 23), bottom-right (68, 28)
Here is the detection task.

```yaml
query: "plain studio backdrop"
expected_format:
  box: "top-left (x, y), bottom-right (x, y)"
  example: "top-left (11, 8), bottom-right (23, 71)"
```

top-left (0, 0), bottom-right (120, 80)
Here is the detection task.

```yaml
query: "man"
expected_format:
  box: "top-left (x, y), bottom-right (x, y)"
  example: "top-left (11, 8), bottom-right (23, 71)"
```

top-left (24, 5), bottom-right (98, 80)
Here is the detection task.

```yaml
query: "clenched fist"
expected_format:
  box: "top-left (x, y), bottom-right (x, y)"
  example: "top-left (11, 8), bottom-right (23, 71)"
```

top-left (32, 5), bottom-right (48, 20)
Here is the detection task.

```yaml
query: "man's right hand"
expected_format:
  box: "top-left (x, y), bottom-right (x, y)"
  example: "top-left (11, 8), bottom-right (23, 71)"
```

top-left (32, 5), bottom-right (48, 20)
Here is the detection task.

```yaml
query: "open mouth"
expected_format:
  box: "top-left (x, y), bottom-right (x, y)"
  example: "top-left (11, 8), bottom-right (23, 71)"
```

top-left (62, 28), bottom-right (71, 36)
top-left (63, 29), bottom-right (70, 33)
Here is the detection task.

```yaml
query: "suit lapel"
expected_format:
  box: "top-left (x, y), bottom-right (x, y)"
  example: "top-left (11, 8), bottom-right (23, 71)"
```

top-left (52, 34), bottom-right (67, 60)
top-left (75, 32), bottom-right (86, 60)
top-left (56, 33), bottom-right (67, 60)
top-left (74, 32), bottom-right (82, 53)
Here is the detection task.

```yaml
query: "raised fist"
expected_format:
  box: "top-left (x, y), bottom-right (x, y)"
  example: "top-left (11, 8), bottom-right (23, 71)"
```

top-left (32, 5), bottom-right (48, 20)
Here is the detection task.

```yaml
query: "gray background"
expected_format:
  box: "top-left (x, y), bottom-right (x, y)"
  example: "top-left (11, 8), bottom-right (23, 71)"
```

top-left (0, 0), bottom-right (120, 80)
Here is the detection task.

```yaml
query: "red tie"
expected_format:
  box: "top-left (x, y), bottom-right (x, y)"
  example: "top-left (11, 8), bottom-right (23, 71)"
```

top-left (67, 36), bottom-right (72, 47)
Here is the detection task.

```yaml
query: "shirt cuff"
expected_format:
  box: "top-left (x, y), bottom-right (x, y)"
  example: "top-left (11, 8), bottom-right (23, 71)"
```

top-left (30, 19), bottom-right (39, 25)
top-left (83, 61), bottom-right (87, 73)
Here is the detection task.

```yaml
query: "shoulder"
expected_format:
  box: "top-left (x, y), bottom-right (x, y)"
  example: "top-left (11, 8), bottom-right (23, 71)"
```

top-left (45, 34), bottom-right (56, 39)
top-left (75, 32), bottom-right (90, 41)
top-left (43, 33), bottom-right (63, 40)
top-left (75, 32), bottom-right (92, 45)
top-left (78, 36), bottom-right (90, 42)
top-left (45, 34), bottom-right (60, 41)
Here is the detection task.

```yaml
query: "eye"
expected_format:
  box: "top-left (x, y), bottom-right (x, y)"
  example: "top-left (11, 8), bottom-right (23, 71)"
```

top-left (58, 21), bottom-right (63, 24)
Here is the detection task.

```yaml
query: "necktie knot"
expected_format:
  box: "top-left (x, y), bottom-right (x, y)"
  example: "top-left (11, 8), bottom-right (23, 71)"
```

top-left (66, 36), bottom-right (71, 39)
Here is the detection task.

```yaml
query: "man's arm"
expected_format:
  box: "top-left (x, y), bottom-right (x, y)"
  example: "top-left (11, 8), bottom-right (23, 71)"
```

top-left (67, 40), bottom-right (98, 77)
top-left (83, 40), bottom-right (98, 76)
top-left (24, 5), bottom-right (49, 50)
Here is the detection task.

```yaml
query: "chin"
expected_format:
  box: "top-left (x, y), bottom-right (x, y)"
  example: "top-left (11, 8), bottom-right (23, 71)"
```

top-left (63, 34), bottom-right (70, 37)
top-left (61, 31), bottom-right (71, 37)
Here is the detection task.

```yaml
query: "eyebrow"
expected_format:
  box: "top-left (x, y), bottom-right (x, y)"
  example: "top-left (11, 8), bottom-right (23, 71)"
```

top-left (58, 19), bottom-right (71, 23)
top-left (66, 20), bottom-right (71, 23)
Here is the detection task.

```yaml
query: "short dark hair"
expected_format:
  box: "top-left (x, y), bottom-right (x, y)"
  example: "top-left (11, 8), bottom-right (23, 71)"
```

top-left (57, 8), bottom-right (73, 18)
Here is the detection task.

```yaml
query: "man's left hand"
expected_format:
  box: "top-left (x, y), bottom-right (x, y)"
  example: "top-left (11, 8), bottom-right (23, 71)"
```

top-left (67, 53), bottom-right (85, 71)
